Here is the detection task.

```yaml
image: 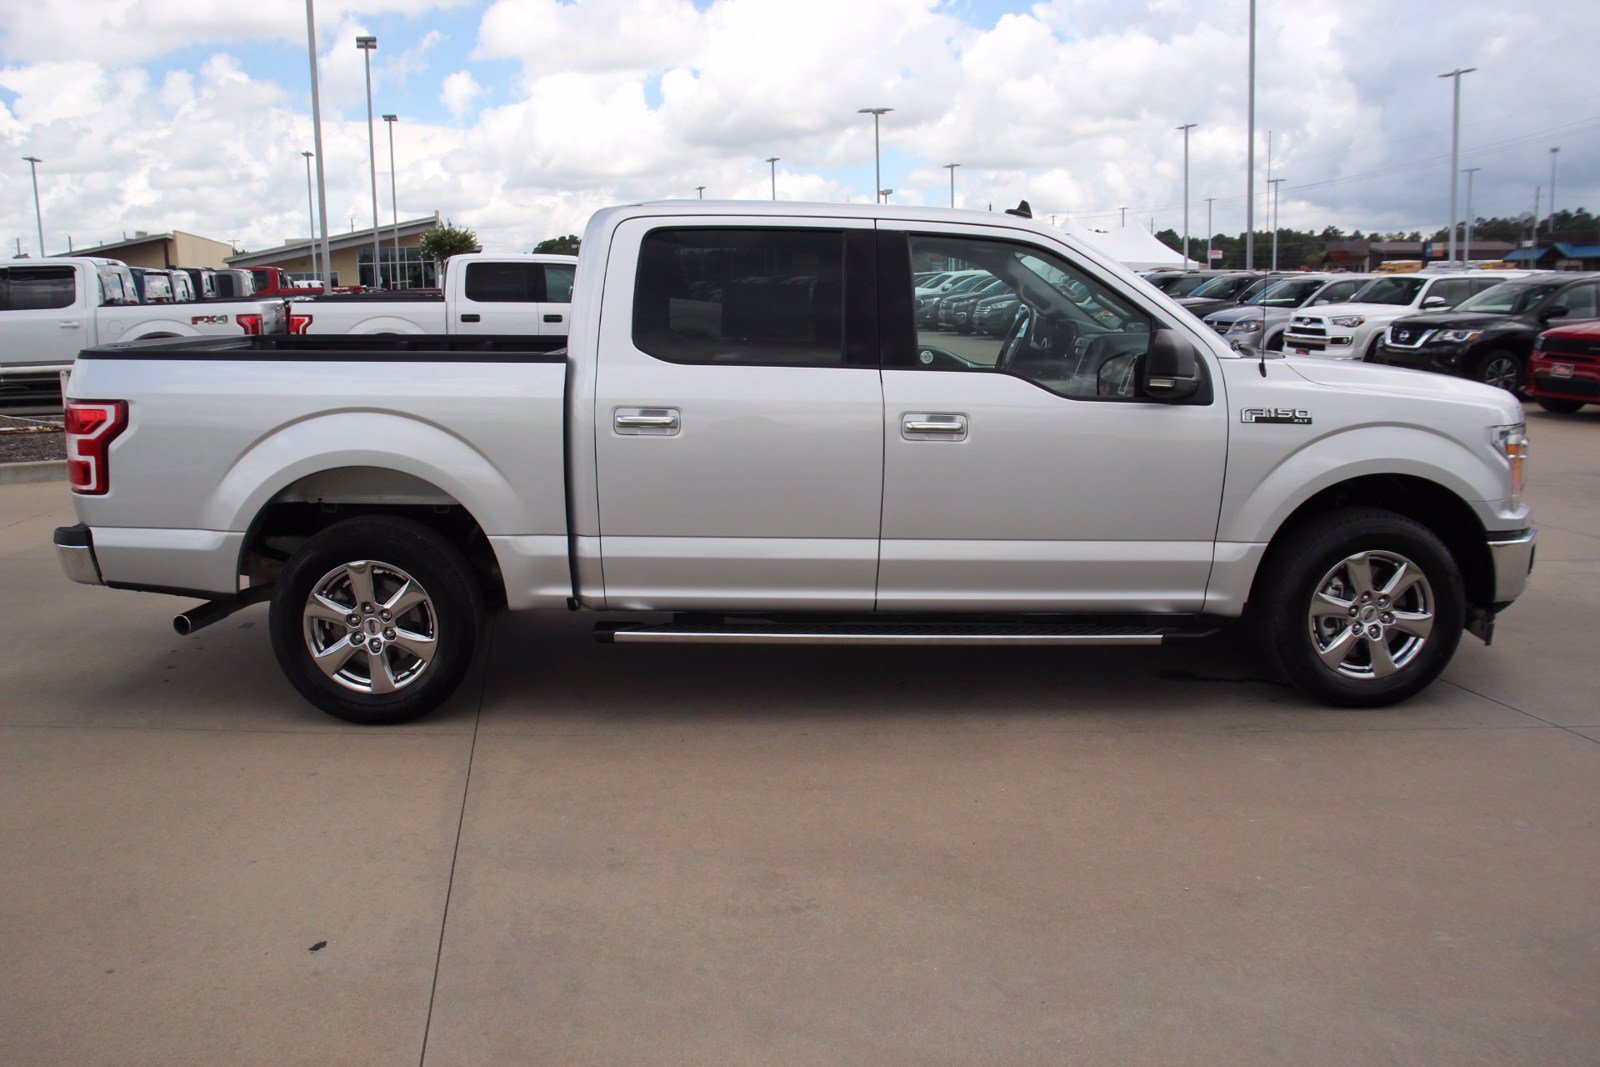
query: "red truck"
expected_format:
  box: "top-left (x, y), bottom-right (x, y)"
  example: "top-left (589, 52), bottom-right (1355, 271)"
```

top-left (1527, 320), bottom-right (1600, 413)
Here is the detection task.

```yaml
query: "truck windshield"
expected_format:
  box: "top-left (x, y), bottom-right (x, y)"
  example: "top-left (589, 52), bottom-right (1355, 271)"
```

top-left (1351, 277), bottom-right (1425, 305)
top-left (1453, 282), bottom-right (1561, 315)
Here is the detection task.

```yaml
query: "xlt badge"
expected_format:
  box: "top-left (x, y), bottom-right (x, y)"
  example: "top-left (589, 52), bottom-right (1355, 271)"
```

top-left (1241, 407), bottom-right (1312, 425)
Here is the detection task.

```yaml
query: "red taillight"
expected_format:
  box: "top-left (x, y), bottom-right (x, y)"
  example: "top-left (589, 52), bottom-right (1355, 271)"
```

top-left (65, 400), bottom-right (128, 495)
top-left (237, 313), bottom-right (263, 335)
top-left (288, 313), bottom-right (313, 334)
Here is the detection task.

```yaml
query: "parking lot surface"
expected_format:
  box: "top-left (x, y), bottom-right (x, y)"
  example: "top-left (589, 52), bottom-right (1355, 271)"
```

top-left (3, 407), bottom-right (1598, 1065)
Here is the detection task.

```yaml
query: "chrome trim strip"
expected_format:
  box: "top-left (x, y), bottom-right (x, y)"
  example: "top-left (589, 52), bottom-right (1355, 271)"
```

top-left (609, 629), bottom-right (1166, 646)
top-left (56, 543), bottom-right (104, 586)
top-left (1487, 528), bottom-right (1536, 603)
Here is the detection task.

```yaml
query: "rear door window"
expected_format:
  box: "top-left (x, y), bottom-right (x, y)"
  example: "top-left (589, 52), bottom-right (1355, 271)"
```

top-left (464, 262), bottom-right (545, 303)
top-left (2, 266), bottom-right (77, 310)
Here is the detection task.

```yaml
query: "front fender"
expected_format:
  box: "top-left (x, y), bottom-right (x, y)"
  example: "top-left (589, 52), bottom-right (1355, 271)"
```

top-left (1221, 423), bottom-right (1502, 545)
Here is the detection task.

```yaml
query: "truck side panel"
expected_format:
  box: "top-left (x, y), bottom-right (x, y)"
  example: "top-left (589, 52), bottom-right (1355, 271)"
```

top-left (69, 354), bottom-right (570, 607)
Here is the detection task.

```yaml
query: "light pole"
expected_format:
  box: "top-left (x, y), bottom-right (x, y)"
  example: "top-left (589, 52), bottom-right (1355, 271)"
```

top-left (695, 185), bottom-right (705, 199)
top-left (1438, 66), bottom-right (1476, 265)
top-left (356, 34), bottom-right (382, 288)
top-left (879, 188), bottom-right (893, 204)
top-left (305, 0), bottom-right (331, 285)
top-left (384, 114), bottom-right (401, 286)
top-left (764, 156), bottom-right (779, 200)
top-left (1246, 0), bottom-right (1256, 269)
top-left (1176, 123), bottom-right (1196, 266)
top-left (1268, 177), bottom-right (1285, 270)
top-left (1205, 196), bottom-right (1215, 268)
top-left (22, 155), bottom-right (43, 256)
top-left (1462, 166), bottom-right (1480, 263)
top-left (301, 150), bottom-right (318, 281)
top-left (1547, 146), bottom-right (1560, 239)
top-left (944, 162), bottom-right (960, 208)
top-left (858, 107), bottom-right (892, 203)
top-left (1119, 206), bottom-right (1127, 227)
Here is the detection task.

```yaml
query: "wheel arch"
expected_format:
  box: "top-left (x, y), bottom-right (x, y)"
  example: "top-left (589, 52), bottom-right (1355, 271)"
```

top-left (1248, 473), bottom-right (1493, 612)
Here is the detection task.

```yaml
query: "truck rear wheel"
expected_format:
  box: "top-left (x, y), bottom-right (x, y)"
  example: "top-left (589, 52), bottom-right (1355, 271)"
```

top-left (1255, 508), bottom-right (1464, 707)
top-left (270, 516), bottom-right (484, 724)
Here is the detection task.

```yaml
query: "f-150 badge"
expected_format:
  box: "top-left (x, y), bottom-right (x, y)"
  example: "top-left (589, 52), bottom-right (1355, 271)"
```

top-left (1241, 407), bottom-right (1312, 424)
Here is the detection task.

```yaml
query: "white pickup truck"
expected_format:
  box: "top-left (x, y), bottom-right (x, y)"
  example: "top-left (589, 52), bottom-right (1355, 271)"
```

top-left (296, 252), bottom-right (576, 337)
top-left (0, 257), bottom-right (287, 384)
top-left (54, 201), bottom-right (1535, 724)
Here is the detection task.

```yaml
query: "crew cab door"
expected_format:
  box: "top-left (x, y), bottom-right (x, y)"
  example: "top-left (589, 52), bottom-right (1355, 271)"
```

top-left (0, 263), bottom-right (92, 369)
top-left (874, 225), bottom-right (1228, 612)
top-left (592, 218), bottom-right (883, 611)
top-left (451, 259), bottom-right (571, 336)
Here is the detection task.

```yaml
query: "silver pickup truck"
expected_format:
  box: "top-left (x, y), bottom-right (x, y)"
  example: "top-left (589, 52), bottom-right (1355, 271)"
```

top-left (55, 201), bottom-right (1535, 723)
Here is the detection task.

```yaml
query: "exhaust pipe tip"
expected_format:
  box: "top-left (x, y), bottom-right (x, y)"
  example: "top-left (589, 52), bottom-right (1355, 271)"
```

top-left (172, 586), bottom-right (273, 637)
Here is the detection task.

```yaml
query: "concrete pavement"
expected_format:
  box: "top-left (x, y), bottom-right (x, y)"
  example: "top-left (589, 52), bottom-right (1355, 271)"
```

top-left (3, 406), bottom-right (1598, 1065)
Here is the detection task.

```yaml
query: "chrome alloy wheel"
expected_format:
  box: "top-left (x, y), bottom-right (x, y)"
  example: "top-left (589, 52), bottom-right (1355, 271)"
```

top-left (1306, 550), bottom-right (1435, 681)
top-left (302, 559), bottom-right (437, 695)
top-left (1480, 354), bottom-right (1521, 392)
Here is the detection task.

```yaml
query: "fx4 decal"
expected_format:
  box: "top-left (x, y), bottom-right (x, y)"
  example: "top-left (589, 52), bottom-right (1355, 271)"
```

top-left (191, 314), bottom-right (230, 325)
top-left (1241, 407), bottom-right (1312, 425)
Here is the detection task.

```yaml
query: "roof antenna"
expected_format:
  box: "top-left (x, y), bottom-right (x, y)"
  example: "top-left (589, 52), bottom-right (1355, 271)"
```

top-left (1004, 200), bottom-right (1033, 219)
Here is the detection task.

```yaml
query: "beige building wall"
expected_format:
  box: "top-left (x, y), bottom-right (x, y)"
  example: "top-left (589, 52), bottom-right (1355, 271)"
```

top-left (169, 233), bottom-right (236, 268)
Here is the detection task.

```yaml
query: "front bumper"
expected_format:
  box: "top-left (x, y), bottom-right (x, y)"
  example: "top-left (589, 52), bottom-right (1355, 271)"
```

top-left (1487, 527), bottom-right (1536, 606)
top-left (1380, 344), bottom-right (1471, 376)
top-left (55, 524), bottom-right (104, 586)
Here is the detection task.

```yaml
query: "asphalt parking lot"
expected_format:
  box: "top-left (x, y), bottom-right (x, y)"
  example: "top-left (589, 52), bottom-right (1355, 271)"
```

top-left (3, 406), bottom-right (1597, 1065)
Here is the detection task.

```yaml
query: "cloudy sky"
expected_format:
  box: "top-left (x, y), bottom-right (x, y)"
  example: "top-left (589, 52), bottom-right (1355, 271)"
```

top-left (1, 0), bottom-right (1595, 256)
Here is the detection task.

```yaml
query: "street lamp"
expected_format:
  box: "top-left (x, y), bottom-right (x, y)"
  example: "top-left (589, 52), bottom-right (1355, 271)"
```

top-left (695, 185), bottom-right (705, 199)
top-left (1119, 206), bottom-right (1127, 227)
top-left (858, 107), bottom-right (892, 203)
top-left (301, 150), bottom-right (318, 281)
top-left (22, 155), bottom-right (43, 257)
top-left (764, 156), bottom-right (779, 200)
top-left (1547, 146), bottom-right (1560, 239)
top-left (1462, 166), bottom-right (1480, 263)
top-left (1176, 123), bottom-right (1196, 266)
top-left (1245, 0), bottom-right (1256, 269)
top-left (879, 188), bottom-right (893, 204)
top-left (1268, 177), bottom-right (1285, 270)
top-left (1205, 196), bottom-right (1215, 268)
top-left (305, 0), bottom-right (331, 284)
top-left (356, 34), bottom-right (382, 288)
top-left (943, 162), bottom-right (960, 208)
top-left (384, 114), bottom-right (401, 286)
top-left (1438, 66), bottom-right (1476, 265)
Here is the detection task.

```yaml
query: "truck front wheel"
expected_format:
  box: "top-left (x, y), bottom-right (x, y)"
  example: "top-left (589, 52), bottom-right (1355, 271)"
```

top-left (1255, 508), bottom-right (1465, 707)
top-left (269, 516), bottom-right (484, 724)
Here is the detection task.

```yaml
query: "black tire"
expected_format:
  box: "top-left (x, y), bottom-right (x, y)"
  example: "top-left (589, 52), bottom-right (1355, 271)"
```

top-left (270, 516), bottom-right (484, 724)
top-left (1254, 507), bottom-right (1465, 707)
top-left (1362, 336), bottom-right (1383, 364)
top-left (1475, 350), bottom-right (1523, 394)
top-left (1535, 397), bottom-right (1585, 414)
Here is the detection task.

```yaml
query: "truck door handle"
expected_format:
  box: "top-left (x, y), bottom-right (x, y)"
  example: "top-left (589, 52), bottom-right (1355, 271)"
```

top-left (543, 314), bottom-right (563, 323)
top-left (902, 413), bottom-right (968, 440)
top-left (614, 408), bottom-right (681, 435)
top-left (58, 321), bottom-right (82, 328)
top-left (460, 313), bottom-right (480, 323)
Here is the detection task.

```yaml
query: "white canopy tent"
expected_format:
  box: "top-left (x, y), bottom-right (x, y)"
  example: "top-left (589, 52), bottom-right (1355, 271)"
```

top-left (1081, 225), bottom-right (1202, 270)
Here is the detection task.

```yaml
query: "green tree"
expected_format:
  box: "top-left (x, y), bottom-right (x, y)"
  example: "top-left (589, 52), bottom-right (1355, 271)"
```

top-left (419, 225), bottom-right (481, 277)
top-left (533, 234), bottom-right (581, 255)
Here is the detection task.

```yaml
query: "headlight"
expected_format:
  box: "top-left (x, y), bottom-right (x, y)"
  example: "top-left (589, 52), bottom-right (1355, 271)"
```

top-left (1227, 318), bottom-right (1264, 333)
top-left (1329, 315), bottom-right (1365, 327)
top-left (1440, 329), bottom-right (1483, 343)
top-left (1491, 423), bottom-right (1528, 504)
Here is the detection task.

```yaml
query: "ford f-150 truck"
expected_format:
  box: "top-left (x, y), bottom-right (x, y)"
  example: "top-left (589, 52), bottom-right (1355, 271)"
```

top-left (0, 257), bottom-right (288, 384)
top-left (54, 201), bottom-right (1536, 724)
top-left (296, 252), bottom-right (576, 337)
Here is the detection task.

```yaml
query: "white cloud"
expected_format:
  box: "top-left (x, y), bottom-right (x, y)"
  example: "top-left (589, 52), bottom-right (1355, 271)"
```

top-left (441, 70), bottom-right (482, 121)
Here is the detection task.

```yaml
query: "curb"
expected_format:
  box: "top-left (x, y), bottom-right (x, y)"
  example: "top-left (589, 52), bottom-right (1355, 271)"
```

top-left (0, 460), bottom-right (68, 485)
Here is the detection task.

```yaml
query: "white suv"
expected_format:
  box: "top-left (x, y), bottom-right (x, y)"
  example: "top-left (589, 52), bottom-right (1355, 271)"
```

top-left (1283, 272), bottom-right (1518, 361)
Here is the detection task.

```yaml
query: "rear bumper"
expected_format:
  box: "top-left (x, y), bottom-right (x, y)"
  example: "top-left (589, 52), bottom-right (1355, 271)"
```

top-left (54, 524), bottom-right (104, 585)
top-left (1487, 527), bottom-right (1536, 606)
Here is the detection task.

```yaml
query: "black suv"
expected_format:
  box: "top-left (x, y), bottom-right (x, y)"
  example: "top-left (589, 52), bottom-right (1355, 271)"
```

top-left (1378, 273), bottom-right (1600, 392)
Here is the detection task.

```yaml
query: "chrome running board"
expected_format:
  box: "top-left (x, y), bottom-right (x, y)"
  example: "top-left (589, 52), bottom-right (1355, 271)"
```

top-left (596, 619), bottom-right (1217, 647)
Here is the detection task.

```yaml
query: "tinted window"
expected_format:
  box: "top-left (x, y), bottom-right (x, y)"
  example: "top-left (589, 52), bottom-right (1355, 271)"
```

top-left (2, 266), bottom-right (77, 310)
top-left (464, 262), bottom-right (545, 303)
top-left (1166, 274), bottom-right (1216, 296)
top-left (1352, 277), bottom-right (1425, 305)
top-left (633, 228), bottom-right (845, 367)
top-left (899, 234), bottom-right (1156, 402)
top-left (1190, 274), bottom-right (1251, 299)
top-left (544, 263), bottom-right (574, 303)
top-left (1311, 278), bottom-right (1366, 304)
top-left (1424, 279), bottom-right (1472, 307)
top-left (1551, 283), bottom-right (1599, 320)
top-left (1455, 282), bottom-right (1562, 315)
